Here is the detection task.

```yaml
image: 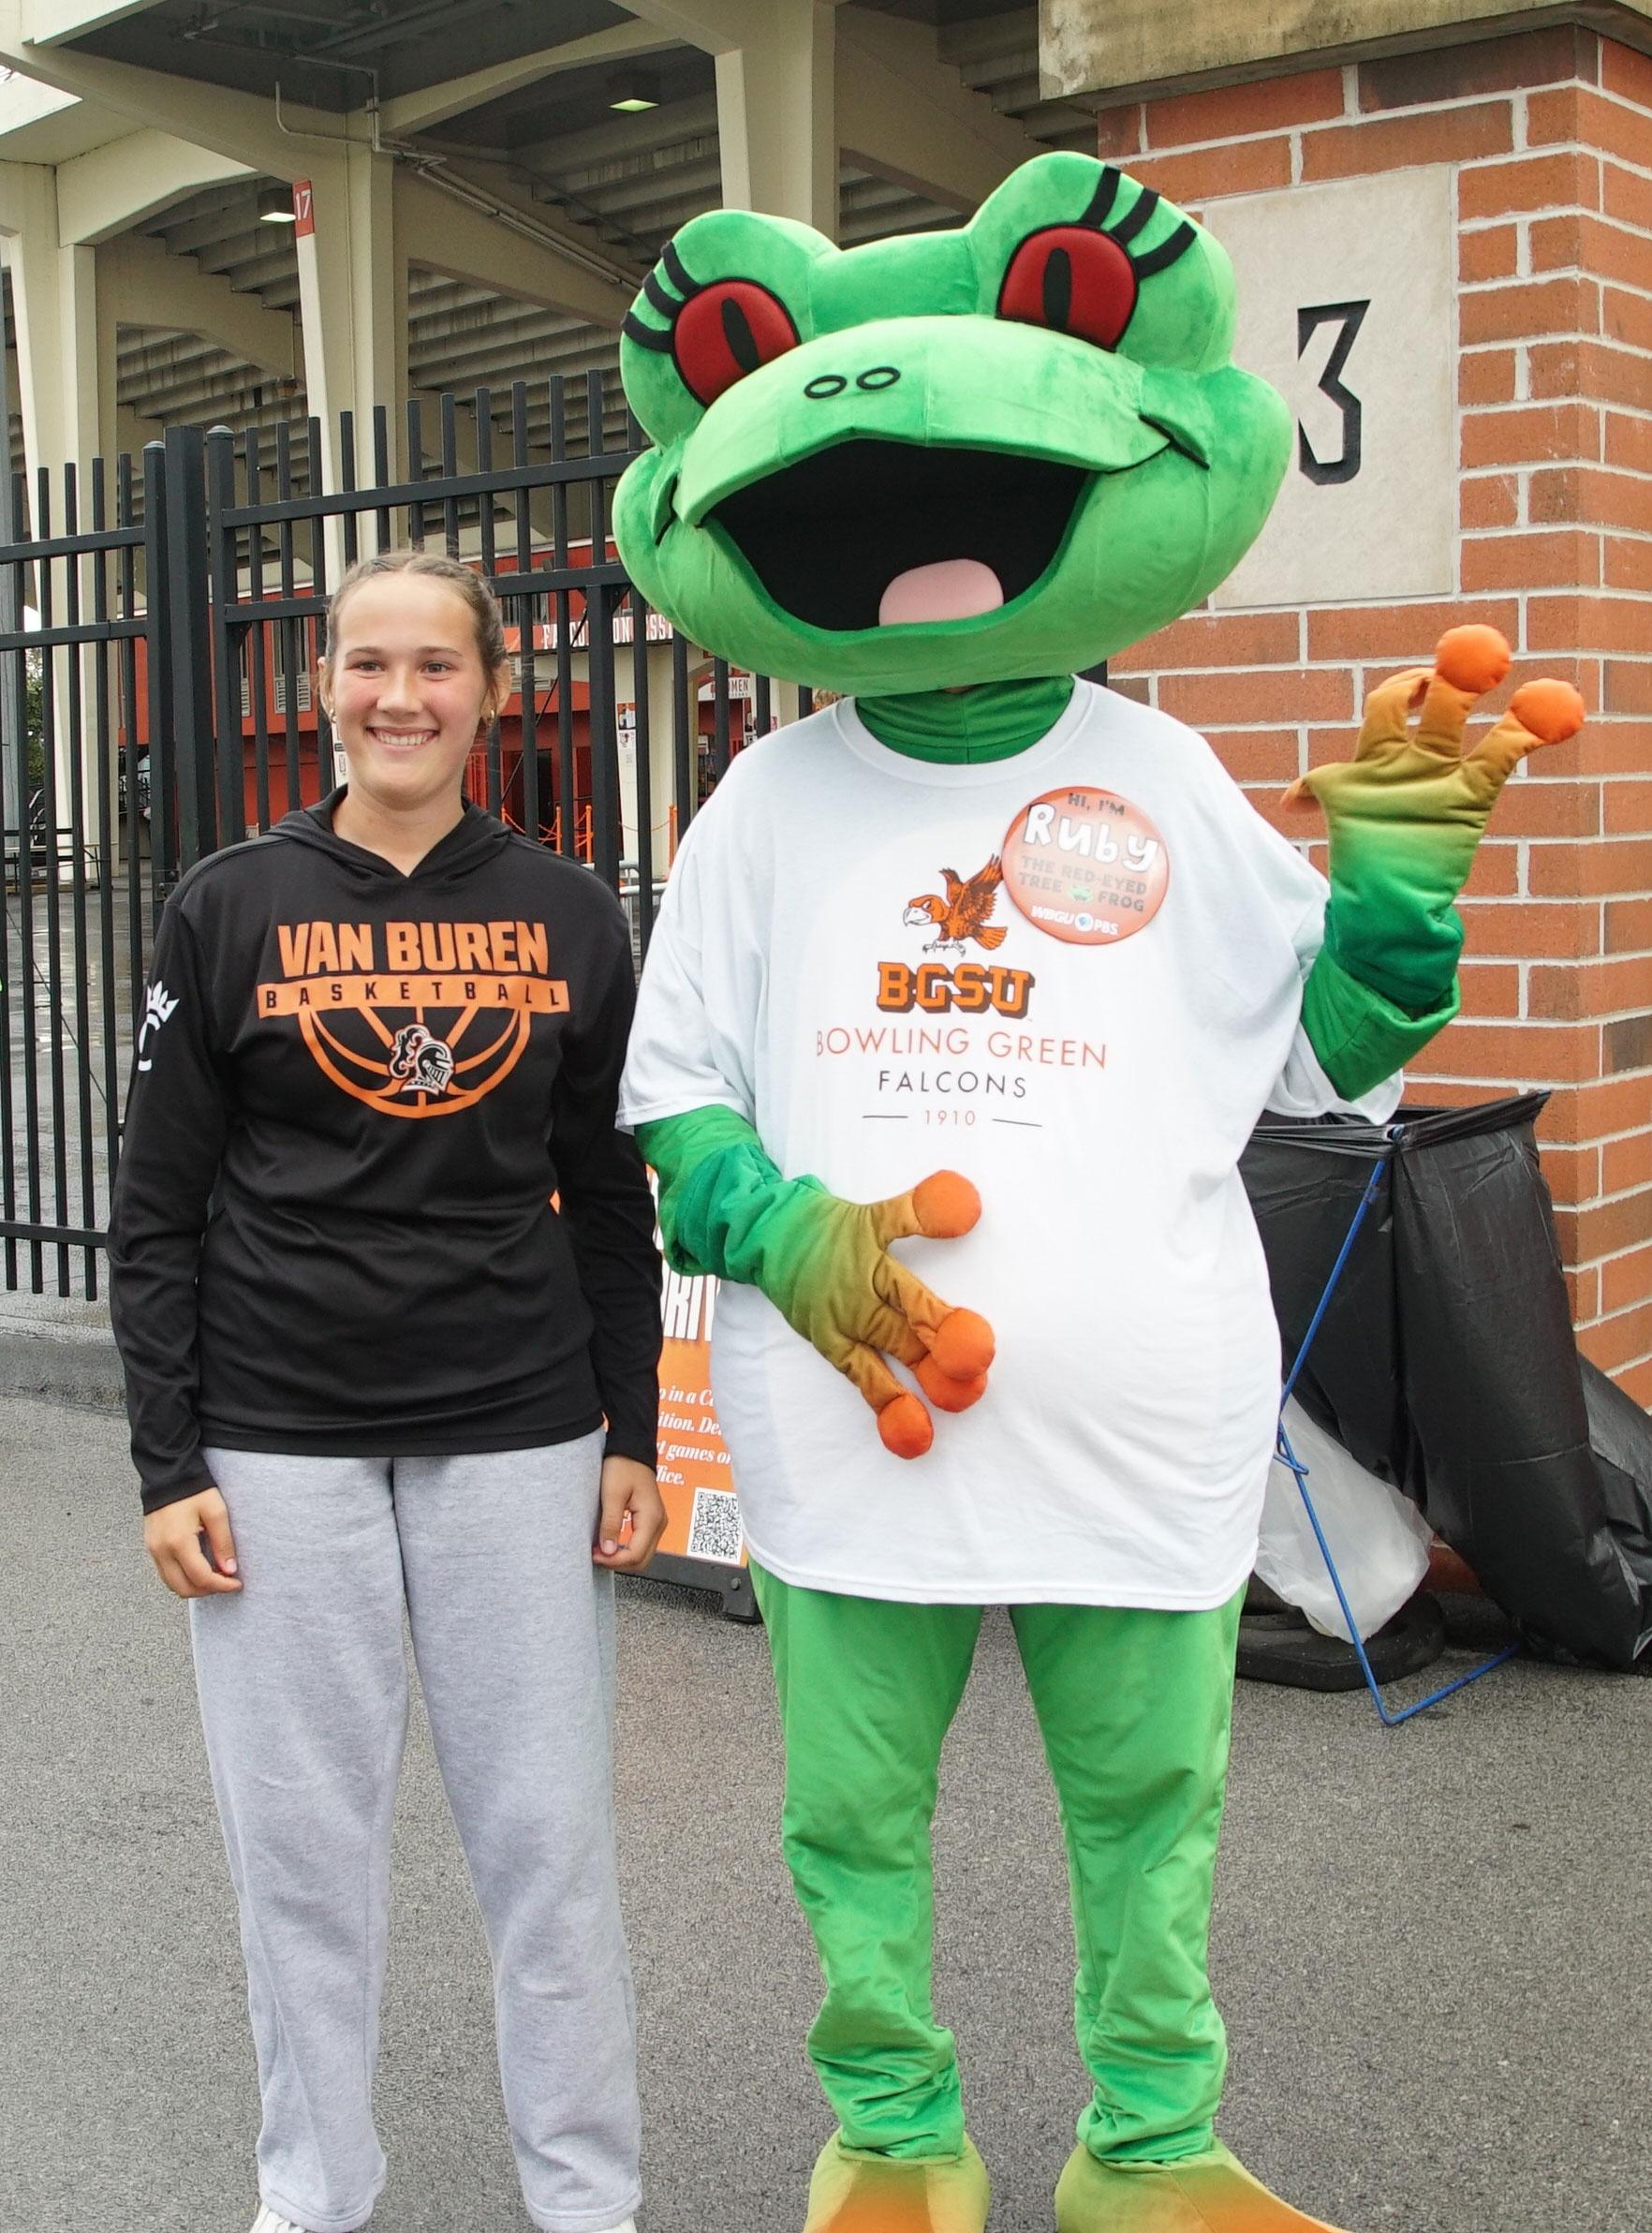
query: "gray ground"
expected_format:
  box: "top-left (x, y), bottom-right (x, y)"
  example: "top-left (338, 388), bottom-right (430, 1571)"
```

top-left (4, 1391), bottom-right (1649, 2233)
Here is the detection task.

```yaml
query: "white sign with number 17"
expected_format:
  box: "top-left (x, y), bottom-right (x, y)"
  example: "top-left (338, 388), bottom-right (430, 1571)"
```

top-left (1203, 166), bottom-right (1456, 610)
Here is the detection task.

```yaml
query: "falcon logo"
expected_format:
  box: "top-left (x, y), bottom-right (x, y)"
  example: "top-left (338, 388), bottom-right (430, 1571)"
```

top-left (256, 917), bottom-right (569, 1120)
top-left (903, 856), bottom-right (1007, 955)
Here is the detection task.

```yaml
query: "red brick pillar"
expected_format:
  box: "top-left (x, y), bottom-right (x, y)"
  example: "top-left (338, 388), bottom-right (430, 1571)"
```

top-left (1102, 26), bottom-right (1652, 1398)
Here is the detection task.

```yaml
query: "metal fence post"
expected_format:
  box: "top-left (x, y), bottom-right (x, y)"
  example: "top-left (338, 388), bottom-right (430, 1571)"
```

top-left (205, 425), bottom-right (245, 848)
top-left (587, 579), bottom-right (622, 889)
top-left (140, 440), bottom-right (176, 897)
top-left (162, 426), bottom-right (217, 872)
top-left (0, 339), bottom-right (20, 850)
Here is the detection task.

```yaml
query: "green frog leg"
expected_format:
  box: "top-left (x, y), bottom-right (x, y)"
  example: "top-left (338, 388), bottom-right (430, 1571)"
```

top-left (638, 1105), bottom-right (995, 1458)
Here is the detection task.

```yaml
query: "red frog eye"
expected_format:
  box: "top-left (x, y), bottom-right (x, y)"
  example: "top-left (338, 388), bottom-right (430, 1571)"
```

top-left (673, 279), bottom-right (800, 407)
top-left (997, 227), bottom-right (1138, 351)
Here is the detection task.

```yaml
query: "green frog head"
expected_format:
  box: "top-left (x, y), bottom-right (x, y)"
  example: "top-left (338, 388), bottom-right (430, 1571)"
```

top-left (613, 152), bottom-right (1291, 697)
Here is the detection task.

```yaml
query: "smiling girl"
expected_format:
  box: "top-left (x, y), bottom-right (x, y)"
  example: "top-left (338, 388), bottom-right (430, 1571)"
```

top-left (109, 551), bottom-right (662, 2233)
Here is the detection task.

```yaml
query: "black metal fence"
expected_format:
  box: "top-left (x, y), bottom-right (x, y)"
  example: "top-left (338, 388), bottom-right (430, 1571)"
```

top-left (3, 376), bottom-right (807, 1296)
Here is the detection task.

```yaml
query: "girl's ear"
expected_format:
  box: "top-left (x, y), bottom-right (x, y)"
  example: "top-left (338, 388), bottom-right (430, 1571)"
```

top-left (483, 658), bottom-right (512, 727)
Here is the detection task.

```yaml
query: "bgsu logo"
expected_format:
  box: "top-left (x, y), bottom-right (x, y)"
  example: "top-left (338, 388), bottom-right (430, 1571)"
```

top-left (878, 854), bottom-right (1034, 1016)
top-left (258, 917), bottom-right (568, 1119)
top-left (877, 959), bottom-right (1035, 1017)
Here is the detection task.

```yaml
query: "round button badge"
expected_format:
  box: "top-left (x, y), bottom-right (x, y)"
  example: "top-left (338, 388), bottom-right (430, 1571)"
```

top-left (1001, 786), bottom-right (1170, 946)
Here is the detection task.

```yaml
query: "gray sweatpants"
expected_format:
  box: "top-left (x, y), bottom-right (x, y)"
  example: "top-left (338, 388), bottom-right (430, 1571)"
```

top-left (192, 1437), bottom-right (640, 2233)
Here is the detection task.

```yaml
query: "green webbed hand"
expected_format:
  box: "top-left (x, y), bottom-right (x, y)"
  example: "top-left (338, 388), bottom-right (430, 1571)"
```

top-left (1288, 628), bottom-right (1585, 1101)
top-left (638, 1105), bottom-right (995, 1459)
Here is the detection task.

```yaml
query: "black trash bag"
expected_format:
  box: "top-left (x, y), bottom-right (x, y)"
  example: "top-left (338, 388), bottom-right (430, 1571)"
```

top-left (1241, 1098), bottom-right (1652, 1669)
top-left (1582, 1356), bottom-right (1652, 1641)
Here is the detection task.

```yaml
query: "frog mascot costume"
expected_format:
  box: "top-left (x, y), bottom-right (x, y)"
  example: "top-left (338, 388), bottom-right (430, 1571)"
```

top-left (614, 153), bottom-right (1581, 2233)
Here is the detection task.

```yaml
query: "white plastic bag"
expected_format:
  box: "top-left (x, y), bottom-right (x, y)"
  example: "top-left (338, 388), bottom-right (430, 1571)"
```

top-left (1257, 1399), bottom-right (1434, 1643)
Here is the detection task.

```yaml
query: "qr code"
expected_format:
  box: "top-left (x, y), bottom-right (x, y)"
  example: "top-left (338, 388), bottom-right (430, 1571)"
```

top-left (686, 1486), bottom-right (745, 1565)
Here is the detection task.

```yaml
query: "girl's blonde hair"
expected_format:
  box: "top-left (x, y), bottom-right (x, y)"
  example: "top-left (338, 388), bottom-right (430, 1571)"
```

top-left (320, 550), bottom-right (509, 688)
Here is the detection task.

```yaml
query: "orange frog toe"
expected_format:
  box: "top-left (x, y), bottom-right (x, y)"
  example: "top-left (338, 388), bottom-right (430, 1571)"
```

top-left (910, 1170), bottom-right (981, 1238)
top-left (915, 1355), bottom-right (989, 1413)
top-left (878, 1392), bottom-right (934, 1459)
top-left (929, 1308), bottom-right (995, 1380)
top-left (1433, 622), bottom-right (1511, 696)
top-left (1509, 677), bottom-right (1586, 744)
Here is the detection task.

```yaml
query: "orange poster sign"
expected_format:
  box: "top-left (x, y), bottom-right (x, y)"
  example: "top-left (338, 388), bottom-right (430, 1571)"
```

top-left (656, 1264), bottom-right (745, 1564)
top-left (644, 1176), bottom-right (754, 1617)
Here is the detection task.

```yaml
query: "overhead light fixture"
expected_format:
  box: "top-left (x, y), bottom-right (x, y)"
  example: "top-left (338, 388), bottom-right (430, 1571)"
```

top-left (258, 185), bottom-right (298, 225)
top-left (610, 71), bottom-right (659, 112)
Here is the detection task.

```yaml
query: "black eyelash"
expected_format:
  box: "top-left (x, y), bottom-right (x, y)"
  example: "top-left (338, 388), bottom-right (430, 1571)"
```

top-left (623, 240), bottom-right (707, 354)
top-left (1079, 168), bottom-right (1122, 229)
top-left (1077, 166), bottom-right (1196, 281)
top-left (661, 240), bottom-right (703, 301)
top-left (1130, 226), bottom-right (1198, 278)
top-left (641, 269), bottom-right (679, 318)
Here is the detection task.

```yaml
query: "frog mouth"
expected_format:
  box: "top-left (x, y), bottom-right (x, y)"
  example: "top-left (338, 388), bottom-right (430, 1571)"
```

top-left (709, 438), bottom-right (1090, 633)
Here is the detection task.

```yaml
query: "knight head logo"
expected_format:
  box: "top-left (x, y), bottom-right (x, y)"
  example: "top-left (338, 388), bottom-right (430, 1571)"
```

top-left (389, 1023), bottom-right (455, 1097)
top-left (903, 857), bottom-right (1008, 956)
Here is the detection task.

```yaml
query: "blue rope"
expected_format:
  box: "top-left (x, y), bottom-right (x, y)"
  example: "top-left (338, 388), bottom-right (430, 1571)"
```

top-left (1280, 1150), bottom-right (1391, 1409)
top-left (1275, 1136), bottom-right (1521, 1723)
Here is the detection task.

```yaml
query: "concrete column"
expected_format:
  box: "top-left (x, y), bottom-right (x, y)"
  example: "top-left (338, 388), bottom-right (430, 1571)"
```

top-left (617, 0), bottom-right (838, 232)
top-left (715, 0), bottom-right (835, 720)
top-left (0, 161), bottom-right (105, 498)
top-left (621, 638), bottom-right (679, 884)
top-left (0, 163), bottom-right (106, 838)
top-left (714, 0), bottom-right (837, 234)
top-left (293, 140), bottom-right (409, 494)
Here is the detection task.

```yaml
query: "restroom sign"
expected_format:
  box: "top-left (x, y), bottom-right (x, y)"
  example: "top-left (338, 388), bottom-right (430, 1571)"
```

top-left (1203, 167), bottom-right (1455, 608)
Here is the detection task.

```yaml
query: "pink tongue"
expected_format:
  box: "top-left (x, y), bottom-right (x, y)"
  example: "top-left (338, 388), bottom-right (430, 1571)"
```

top-left (878, 558), bottom-right (1004, 628)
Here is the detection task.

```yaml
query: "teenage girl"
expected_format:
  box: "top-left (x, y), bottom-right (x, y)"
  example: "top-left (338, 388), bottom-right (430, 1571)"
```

top-left (109, 550), bottom-right (664, 2233)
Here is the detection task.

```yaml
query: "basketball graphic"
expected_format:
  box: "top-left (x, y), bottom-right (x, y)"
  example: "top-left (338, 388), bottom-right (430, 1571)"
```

top-left (258, 916), bottom-right (569, 1119)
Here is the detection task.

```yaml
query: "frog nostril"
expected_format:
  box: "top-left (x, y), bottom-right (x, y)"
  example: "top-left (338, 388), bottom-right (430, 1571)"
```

top-left (856, 366), bottom-right (900, 391)
top-left (804, 373), bottom-right (848, 399)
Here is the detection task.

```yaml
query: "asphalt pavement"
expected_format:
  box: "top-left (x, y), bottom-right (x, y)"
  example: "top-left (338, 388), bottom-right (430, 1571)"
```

top-left (4, 1391), bottom-right (1649, 2233)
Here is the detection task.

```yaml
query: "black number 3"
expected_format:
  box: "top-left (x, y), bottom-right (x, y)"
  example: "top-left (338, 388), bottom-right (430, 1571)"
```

top-left (1297, 299), bottom-right (1370, 486)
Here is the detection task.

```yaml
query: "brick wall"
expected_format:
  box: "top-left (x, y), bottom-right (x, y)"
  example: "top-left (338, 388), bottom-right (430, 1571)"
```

top-left (1100, 25), bottom-right (1652, 1399)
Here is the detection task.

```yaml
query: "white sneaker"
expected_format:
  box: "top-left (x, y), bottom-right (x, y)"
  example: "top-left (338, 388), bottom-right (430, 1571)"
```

top-left (250, 2209), bottom-right (313, 2233)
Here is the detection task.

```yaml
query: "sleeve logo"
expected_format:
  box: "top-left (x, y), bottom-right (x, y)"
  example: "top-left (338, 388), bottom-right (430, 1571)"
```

top-left (137, 981), bottom-right (179, 1072)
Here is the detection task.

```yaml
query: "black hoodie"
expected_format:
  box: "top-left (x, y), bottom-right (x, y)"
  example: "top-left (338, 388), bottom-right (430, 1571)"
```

top-left (109, 793), bottom-right (660, 1512)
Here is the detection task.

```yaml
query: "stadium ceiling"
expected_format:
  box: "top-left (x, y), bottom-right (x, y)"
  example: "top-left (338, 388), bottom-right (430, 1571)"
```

top-left (0, 2), bottom-right (1106, 459)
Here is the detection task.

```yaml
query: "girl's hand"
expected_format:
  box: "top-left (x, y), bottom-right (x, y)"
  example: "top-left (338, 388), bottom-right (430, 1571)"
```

top-left (593, 1457), bottom-right (667, 1574)
top-left (143, 1486), bottom-right (242, 1598)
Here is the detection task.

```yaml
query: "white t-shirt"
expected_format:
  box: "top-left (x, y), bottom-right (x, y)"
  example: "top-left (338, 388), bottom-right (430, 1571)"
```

top-left (620, 684), bottom-right (1398, 1607)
